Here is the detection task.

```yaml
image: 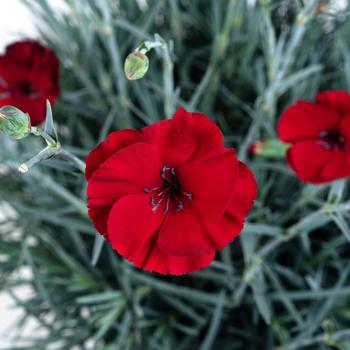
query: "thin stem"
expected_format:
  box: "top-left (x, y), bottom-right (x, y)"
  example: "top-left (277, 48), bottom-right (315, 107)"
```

top-left (31, 126), bottom-right (56, 145)
top-left (60, 149), bottom-right (86, 173)
top-left (130, 35), bottom-right (175, 118)
top-left (159, 38), bottom-right (175, 118)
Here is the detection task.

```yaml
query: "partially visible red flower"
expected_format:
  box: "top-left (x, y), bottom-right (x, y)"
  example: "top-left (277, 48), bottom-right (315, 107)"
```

top-left (0, 40), bottom-right (60, 126)
top-left (86, 108), bottom-right (257, 275)
top-left (278, 90), bottom-right (350, 184)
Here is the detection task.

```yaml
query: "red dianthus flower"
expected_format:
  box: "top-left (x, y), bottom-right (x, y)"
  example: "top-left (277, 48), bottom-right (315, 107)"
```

top-left (86, 108), bottom-right (257, 275)
top-left (0, 40), bottom-right (60, 126)
top-left (278, 91), bottom-right (350, 184)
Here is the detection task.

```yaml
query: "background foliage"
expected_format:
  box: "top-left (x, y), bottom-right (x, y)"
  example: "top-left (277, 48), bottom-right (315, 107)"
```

top-left (1, 0), bottom-right (350, 349)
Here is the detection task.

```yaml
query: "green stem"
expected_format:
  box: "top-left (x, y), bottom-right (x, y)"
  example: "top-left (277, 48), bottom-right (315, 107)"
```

top-left (60, 149), bottom-right (86, 173)
top-left (162, 41), bottom-right (175, 118)
top-left (136, 35), bottom-right (175, 118)
top-left (202, 0), bottom-right (238, 112)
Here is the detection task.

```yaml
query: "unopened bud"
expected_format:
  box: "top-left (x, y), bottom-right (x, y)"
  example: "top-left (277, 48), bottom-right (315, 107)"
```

top-left (248, 141), bottom-right (265, 155)
top-left (124, 51), bottom-right (149, 80)
top-left (249, 139), bottom-right (290, 158)
top-left (0, 106), bottom-right (31, 140)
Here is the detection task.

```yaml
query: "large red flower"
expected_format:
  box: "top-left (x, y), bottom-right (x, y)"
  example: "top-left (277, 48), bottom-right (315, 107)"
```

top-left (86, 108), bottom-right (257, 275)
top-left (278, 90), bottom-right (350, 184)
top-left (0, 40), bottom-right (60, 126)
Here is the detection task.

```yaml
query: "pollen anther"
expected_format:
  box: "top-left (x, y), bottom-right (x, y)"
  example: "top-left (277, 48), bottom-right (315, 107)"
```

top-left (144, 165), bottom-right (192, 214)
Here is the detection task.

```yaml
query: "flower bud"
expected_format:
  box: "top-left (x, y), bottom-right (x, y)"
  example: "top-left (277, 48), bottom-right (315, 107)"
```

top-left (0, 106), bottom-right (31, 140)
top-left (249, 139), bottom-right (290, 158)
top-left (124, 51), bottom-right (149, 80)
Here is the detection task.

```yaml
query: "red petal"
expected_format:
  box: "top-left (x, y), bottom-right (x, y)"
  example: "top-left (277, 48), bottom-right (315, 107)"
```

top-left (108, 194), bottom-right (164, 267)
top-left (143, 245), bottom-right (215, 275)
top-left (316, 90), bottom-right (350, 115)
top-left (0, 41), bottom-right (60, 126)
top-left (286, 140), bottom-right (333, 183)
top-left (141, 108), bottom-right (225, 167)
top-left (171, 108), bottom-right (224, 159)
top-left (6, 40), bottom-right (41, 61)
top-left (339, 114), bottom-right (350, 141)
top-left (157, 200), bottom-right (215, 256)
top-left (87, 143), bottom-right (162, 235)
top-left (278, 100), bottom-right (339, 143)
top-left (0, 56), bottom-right (34, 83)
top-left (319, 151), bottom-right (350, 181)
top-left (142, 112), bottom-right (195, 167)
top-left (6, 40), bottom-right (59, 73)
top-left (0, 97), bottom-right (15, 108)
top-left (85, 129), bottom-right (143, 180)
top-left (177, 149), bottom-right (237, 222)
top-left (189, 111), bottom-right (224, 159)
top-left (108, 194), bottom-right (214, 274)
top-left (88, 206), bottom-right (111, 239)
top-left (2, 40), bottom-right (60, 94)
top-left (205, 162), bottom-right (257, 249)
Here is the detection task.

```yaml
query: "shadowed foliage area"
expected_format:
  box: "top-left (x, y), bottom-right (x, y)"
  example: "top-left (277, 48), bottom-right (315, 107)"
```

top-left (1, 0), bottom-right (350, 349)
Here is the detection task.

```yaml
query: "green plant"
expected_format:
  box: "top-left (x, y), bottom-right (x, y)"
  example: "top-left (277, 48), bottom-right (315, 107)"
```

top-left (1, 0), bottom-right (350, 349)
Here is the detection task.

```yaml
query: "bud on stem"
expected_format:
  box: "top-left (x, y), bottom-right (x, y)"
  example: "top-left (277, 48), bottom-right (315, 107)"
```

top-left (0, 106), bottom-right (31, 139)
top-left (124, 35), bottom-right (167, 81)
top-left (124, 51), bottom-right (149, 80)
top-left (249, 139), bottom-right (290, 158)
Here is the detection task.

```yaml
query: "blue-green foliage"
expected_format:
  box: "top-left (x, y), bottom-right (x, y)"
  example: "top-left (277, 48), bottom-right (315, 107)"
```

top-left (1, 0), bottom-right (350, 348)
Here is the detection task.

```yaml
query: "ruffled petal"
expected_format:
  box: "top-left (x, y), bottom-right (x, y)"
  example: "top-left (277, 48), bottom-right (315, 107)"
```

top-left (286, 140), bottom-right (332, 183)
top-left (142, 112), bottom-right (195, 167)
top-left (205, 162), bottom-right (257, 249)
top-left (88, 206), bottom-right (111, 239)
top-left (177, 149), bottom-right (237, 222)
top-left (157, 200), bottom-right (215, 256)
top-left (141, 108), bottom-right (225, 167)
top-left (85, 129), bottom-right (144, 180)
top-left (87, 143), bottom-right (162, 234)
top-left (188, 111), bottom-right (224, 159)
top-left (319, 151), bottom-right (350, 181)
top-left (107, 194), bottom-right (215, 274)
top-left (108, 194), bottom-right (164, 267)
top-left (316, 90), bottom-right (350, 115)
top-left (172, 108), bottom-right (225, 160)
top-left (143, 245), bottom-right (215, 275)
top-left (278, 100), bottom-right (339, 143)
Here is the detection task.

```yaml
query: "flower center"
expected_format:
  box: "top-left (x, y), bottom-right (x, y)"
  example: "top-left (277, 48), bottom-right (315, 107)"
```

top-left (17, 81), bottom-right (36, 95)
top-left (318, 129), bottom-right (347, 151)
top-left (144, 165), bottom-right (193, 214)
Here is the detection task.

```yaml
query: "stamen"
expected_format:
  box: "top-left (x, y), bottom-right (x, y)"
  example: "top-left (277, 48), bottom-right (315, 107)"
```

top-left (177, 201), bottom-right (184, 211)
top-left (180, 190), bottom-right (193, 200)
top-left (144, 185), bottom-right (161, 193)
top-left (144, 166), bottom-right (193, 214)
top-left (164, 196), bottom-right (171, 214)
top-left (318, 129), bottom-right (347, 151)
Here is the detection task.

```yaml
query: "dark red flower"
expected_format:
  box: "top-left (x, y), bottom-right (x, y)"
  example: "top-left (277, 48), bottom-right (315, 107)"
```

top-left (278, 90), bottom-right (350, 184)
top-left (0, 40), bottom-right (60, 126)
top-left (86, 108), bottom-right (257, 275)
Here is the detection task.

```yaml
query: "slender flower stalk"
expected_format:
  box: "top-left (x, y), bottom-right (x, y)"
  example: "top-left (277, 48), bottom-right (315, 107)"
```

top-left (124, 34), bottom-right (175, 118)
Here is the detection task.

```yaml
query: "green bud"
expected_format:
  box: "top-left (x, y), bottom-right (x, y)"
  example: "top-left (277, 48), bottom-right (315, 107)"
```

top-left (0, 106), bottom-right (31, 140)
top-left (124, 51), bottom-right (149, 80)
top-left (249, 139), bottom-right (290, 159)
